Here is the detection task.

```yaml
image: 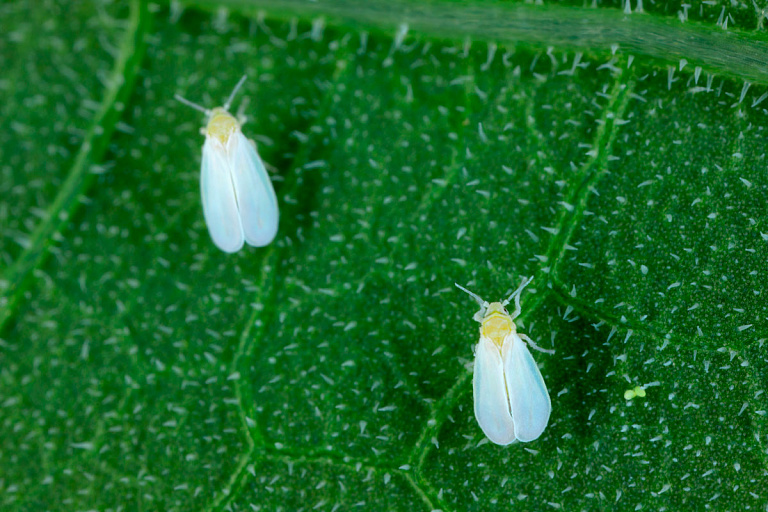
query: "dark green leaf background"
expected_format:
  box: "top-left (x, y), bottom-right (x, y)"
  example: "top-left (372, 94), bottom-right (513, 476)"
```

top-left (2, 0), bottom-right (768, 510)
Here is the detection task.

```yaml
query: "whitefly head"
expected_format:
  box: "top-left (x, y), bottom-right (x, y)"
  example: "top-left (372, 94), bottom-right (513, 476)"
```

top-left (174, 75), bottom-right (248, 145)
top-left (456, 276), bottom-right (533, 326)
top-left (484, 302), bottom-right (509, 317)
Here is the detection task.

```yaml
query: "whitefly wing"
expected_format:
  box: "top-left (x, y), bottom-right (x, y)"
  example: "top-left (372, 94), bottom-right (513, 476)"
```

top-left (473, 337), bottom-right (516, 445)
top-left (503, 333), bottom-right (551, 442)
top-left (201, 137), bottom-right (244, 253)
top-left (228, 132), bottom-right (279, 247)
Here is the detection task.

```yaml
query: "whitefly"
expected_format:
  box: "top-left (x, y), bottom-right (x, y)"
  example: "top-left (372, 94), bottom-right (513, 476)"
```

top-left (176, 76), bottom-right (279, 253)
top-left (456, 277), bottom-right (553, 445)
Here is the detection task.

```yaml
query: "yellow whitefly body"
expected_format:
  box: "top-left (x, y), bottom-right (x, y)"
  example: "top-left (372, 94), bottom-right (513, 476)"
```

top-left (479, 302), bottom-right (517, 348)
top-left (206, 107), bottom-right (239, 145)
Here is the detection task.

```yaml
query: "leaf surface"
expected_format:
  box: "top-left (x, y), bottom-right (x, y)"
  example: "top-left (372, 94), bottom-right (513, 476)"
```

top-left (2, 1), bottom-right (767, 510)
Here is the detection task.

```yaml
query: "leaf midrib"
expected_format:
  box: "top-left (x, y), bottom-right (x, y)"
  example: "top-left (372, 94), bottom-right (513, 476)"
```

top-left (186, 0), bottom-right (768, 85)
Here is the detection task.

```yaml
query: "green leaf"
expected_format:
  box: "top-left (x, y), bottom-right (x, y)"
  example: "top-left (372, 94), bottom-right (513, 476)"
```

top-left (2, 0), bottom-right (767, 510)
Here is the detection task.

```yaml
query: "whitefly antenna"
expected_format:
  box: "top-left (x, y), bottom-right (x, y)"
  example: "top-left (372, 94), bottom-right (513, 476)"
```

top-left (174, 93), bottom-right (211, 115)
top-left (455, 283), bottom-right (488, 308)
top-left (502, 276), bottom-right (533, 320)
top-left (223, 75), bottom-right (248, 111)
top-left (502, 276), bottom-right (533, 307)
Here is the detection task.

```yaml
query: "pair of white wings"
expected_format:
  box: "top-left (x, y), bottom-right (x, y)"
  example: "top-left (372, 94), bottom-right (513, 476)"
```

top-left (200, 131), bottom-right (279, 253)
top-left (473, 334), bottom-right (551, 445)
